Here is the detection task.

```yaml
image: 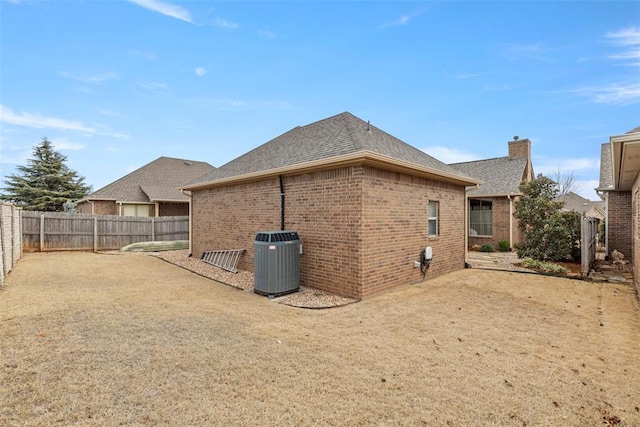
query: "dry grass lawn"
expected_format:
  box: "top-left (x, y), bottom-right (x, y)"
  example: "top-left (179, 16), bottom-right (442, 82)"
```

top-left (1, 252), bottom-right (639, 426)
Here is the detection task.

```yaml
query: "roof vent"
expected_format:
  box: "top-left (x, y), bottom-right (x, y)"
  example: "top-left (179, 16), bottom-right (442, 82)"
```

top-left (184, 161), bottom-right (193, 166)
top-left (513, 136), bottom-right (519, 141)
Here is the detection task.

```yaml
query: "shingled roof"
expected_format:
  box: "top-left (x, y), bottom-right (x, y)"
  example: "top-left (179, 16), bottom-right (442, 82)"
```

top-left (449, 156), bottom-right (530, 197)
top-left (186, 112), bottom-right (478, 189)
top-left (597, 142), bottom-right (614, 191)
top-left (555, 192), bottom-right (605, 217)
top-left (81, 157), bottom-right (215, 203)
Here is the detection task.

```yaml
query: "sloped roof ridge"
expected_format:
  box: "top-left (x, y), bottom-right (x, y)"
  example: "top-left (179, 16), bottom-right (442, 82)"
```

top-left (449, 155), bottom-right (509, 166)
top-left (626, 125), bottom-right (640, 134)
top-left (84, 156), bottom-right (214, 203)
top-left (341, 112), bottom-right (365, 151)
top-left (187, 111), bottom-right (477, 188)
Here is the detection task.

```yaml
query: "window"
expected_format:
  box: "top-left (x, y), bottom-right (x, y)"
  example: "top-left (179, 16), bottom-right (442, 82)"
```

top-left (123, 204), bottom-right (150, 217)
top-left (428, 201), bottom-right (438, 236)
top-left (469, 199), bottom-right (492, 236)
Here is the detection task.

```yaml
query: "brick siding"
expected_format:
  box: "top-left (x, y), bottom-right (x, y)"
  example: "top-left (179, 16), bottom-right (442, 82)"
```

top-left (76, 200), bottom-right (118, 215)
top-left (158, 202), bottom-right (189, 216)
top-left (608, 190), bottom-right (632, 258)
top-left (191, 164), bottom-right (467, 299)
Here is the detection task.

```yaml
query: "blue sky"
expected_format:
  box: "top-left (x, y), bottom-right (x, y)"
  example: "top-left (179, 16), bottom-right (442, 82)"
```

top-left (1, 0), bottom-right (639, 200)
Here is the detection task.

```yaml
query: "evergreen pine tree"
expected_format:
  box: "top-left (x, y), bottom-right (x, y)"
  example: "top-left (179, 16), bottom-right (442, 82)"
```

top-left (1, 138), bottom-right (91, 211)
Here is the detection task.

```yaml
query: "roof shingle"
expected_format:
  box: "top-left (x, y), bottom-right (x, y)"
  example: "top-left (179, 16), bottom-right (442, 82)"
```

top-left (449, 156), bottom-right (529, 196)
top-left (187, 112), bottom-right (475, 187)
top-left (83, 157), bottom-right (215, 203)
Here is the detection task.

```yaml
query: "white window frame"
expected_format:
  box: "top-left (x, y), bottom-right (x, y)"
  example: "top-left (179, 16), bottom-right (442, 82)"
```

top-left (428, 201), bottom-right (439, 236)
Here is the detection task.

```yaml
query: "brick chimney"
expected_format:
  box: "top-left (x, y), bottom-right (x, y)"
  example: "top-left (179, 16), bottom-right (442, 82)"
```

top-left (508, 136), bottom-right (531, 160)
top-left (508, 136), bottom-right (534, 180)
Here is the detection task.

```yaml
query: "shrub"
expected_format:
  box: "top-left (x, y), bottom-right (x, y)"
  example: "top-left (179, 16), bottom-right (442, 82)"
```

top-left (514, 175), bottom-right (581, 262)
top-left (480, 243), bottom-right (495, 253)
top-left (498, 240), bottom-right (510, 252)
top-left (522, 259), bottom-right (568, 274)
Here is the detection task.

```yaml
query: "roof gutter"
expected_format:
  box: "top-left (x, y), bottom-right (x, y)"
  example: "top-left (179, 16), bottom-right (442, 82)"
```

top-left (183, 151), bottom-right (482, 191)
top-left (181, 189), bottom-right (193, 256)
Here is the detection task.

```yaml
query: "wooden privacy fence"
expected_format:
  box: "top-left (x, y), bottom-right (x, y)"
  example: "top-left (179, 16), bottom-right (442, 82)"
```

top-left (581, 216), bottom-right (598, 276)
top-left (22, 211), bottom-right (189, 252)
top-left (0, 203), bottom-right (22, 286)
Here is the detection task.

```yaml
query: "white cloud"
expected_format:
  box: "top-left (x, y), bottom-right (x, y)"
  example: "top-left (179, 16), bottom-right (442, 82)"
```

top-left (379, 8), bottom-right (427, 29)
top-left (443, 70), bottom-right (488, 80)
top-left (565, 83), bottom-right (640, 106)
top-left (0, 104), bottom-right (95, 133)
top-left (536, 157), bottom-right (600, 175)
top-left (213, 18), bottom-right (239, 29)
top-left (127, 0), bottom-right (193, 24)
top-left (606, 27), bottom-right (640, 46)
top-left (97, 108), bottom-right (127, 118)
top-left (58, 71), bottom-right (117, 84)
top-left (258, 28), bottom-right (278, 39)
top-left (137, 81), bottom-right (167, 90)
top-left (129, 50), bottom-right (157, 60)
top-left (497, 42), bottom-right (556, 61)
top-left (606, 26), bottom-right (640, 67)
top-left (574, 179), bottom-right (601, 201)
top-left (420, 146), bottom-right (481, 164)
top-left (195, 67), bottom-right (207, 77)
top-left (566, 26), bottom-right (640, 105)
top-left (50, 137), bottom-right (86, 151)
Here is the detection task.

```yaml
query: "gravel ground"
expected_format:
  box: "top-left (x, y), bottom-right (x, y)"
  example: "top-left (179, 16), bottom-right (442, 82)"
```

top-left (104, 249), bottom-right (357, 309)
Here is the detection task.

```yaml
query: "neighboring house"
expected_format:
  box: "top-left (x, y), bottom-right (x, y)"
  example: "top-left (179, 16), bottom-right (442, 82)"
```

top-left (597, 126), bottom-right (640, 292)
top-left (183, 112), bottom-right (479, 300)
top-left (449, 138), bottom-right (534, 250)
top-left (77, 157), bottom-right (215, 217)
top-left (555, 192), bottom-right (605, 220)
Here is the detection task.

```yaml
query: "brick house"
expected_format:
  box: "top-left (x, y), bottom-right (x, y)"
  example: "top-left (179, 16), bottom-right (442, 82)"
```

top-left (183, 112), bottom-right (479, 299)
top-left (76, 157), bottom-right (214, 217)
top-left (597, 126), bottom-right (639, 292)
top-left (555, 192), bottom-right (605, 220)
top-left (449, 138), bottom-right (534, 250)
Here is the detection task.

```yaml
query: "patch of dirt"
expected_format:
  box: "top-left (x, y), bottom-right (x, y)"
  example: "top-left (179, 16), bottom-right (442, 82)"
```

top-left (2, 252), bottom-right (640, 426)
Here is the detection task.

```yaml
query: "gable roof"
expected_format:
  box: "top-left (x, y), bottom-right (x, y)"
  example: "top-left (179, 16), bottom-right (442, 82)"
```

top-left (185, 112), bottom-right (479, 190)
top-left (449, 156), bottom-right (529, 197)
top-left (555, 191), bottom-right (605, 217)
top-left (81, 157), bottom-right (215, 203)
top-left (597, 142), bottom-right (614, 191)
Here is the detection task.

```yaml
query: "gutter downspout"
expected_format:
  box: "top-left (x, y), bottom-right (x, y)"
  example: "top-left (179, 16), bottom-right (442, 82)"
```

top-left (508, 192), bottom-right (513, 250)
top-left (279, 175), bottom-right (285, 231)
top-left (181, 190), bottom-right (193, 256)
top-left (604, 192), bottom-right (609, 256)
top-left (464, 186), bottom-right (471, 266)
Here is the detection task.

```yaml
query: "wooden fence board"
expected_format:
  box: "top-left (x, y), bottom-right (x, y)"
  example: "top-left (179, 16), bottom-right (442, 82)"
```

top-left (21, 211), bottom-right (189, 252)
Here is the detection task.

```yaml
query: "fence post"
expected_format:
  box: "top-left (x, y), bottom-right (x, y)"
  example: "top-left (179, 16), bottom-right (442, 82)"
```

top-left (39, 214), bottom-right (45, 252)
top-left (151, 218), bottom-right (155, 241)
top-left (93, 217), bottom-right (98, 253)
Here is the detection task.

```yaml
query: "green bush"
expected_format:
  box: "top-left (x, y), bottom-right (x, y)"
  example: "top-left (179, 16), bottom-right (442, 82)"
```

top-left (522, 259), bottom-right (568, 274)
top-left (514, 175), bottom-right (581, 262)
top-left (498, 240), bottom-right (510, 252)
top-left (480, 243), bottom-right (495, 253)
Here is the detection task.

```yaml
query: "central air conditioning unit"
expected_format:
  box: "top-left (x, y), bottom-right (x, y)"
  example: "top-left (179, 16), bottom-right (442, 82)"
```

top-left (253, 231), bottom-right (301, 297)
